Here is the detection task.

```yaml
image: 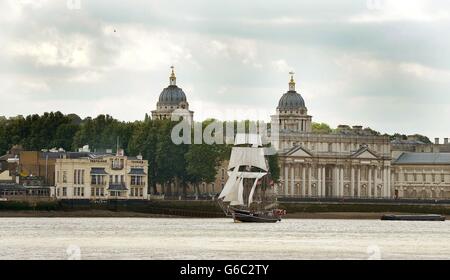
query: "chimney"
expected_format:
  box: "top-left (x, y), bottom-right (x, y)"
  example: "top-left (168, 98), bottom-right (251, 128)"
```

top-left (435, 138), bottom-right (440, 145)
top-left (444, 138), bottom-right (449, 145)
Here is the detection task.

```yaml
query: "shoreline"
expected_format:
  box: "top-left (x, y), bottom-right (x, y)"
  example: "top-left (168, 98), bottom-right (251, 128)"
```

top-left (1, 210), bottom-right (448, 219)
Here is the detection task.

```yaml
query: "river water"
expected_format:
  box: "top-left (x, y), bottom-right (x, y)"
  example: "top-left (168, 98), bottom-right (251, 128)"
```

top-left (0, 218), bottom-right (449, 259)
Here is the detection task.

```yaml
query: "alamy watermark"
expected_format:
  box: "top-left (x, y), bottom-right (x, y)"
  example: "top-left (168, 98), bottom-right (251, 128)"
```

top-left (66, 244), bottom-right (82, 260)
top-left (366, 244), bottom-right (382, 260)
top-left (169, 109), bottom-right (279, 155)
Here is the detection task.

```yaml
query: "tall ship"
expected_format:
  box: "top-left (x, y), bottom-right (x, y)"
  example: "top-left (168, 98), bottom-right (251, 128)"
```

top-left (218, 134), bottom-right (286, 223)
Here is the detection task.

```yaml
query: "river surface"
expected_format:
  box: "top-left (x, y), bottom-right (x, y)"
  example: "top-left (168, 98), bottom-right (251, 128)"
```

top-left (0, 218), bottom-right (449, 259)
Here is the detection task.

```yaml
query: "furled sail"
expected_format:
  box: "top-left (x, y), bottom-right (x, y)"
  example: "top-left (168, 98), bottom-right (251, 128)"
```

top-left (227, 171), bottom-right (267, 179)
top-left (228, 147), bottom-right (267, 171)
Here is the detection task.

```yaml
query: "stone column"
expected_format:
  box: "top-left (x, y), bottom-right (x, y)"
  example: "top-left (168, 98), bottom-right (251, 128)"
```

top-left (322, 166), bottom-right (326, 197)
top-left (290, 164), bottom-right (295, 196)
top-left (334, 166), bottom-right (339, 197)
top-left (340, 166), bottom-right (344, 197)
top-left (308, 165), bottom-right (312, 197)
top-left (383, 167), bottom-right (387, 198)
top-left (317, 166), bottom-right (322, 197)
top-left (284, 164), bottom-right (289, 196)
top-left (301, 165), bottom-right (306, 197)
top-left (368, 166), bottom-right (373, 198)
top-left (386, 167), bottom-right (394, 198)
top-left (351, 166), bottom-right (355, 198)
top-left (374, 167), bottom-right (379, 197)
top-left (357, 167), bottom-right (361, 198)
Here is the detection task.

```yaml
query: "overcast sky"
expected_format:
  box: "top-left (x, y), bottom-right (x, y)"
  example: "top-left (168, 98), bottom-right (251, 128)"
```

top-left (1, 0), bottom-right (450, 139)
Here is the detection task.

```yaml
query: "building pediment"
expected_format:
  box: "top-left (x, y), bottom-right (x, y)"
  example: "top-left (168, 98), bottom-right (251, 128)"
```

top-left (285, 145), bottom-right (313, 157)
top-left (351, 146), bottom-right (378, 159)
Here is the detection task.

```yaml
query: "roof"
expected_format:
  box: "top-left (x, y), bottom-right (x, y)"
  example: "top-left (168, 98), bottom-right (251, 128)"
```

top-left (391, 139), bottom-right (426, 145)
top-left (90, 168), bottom-right (108, 175)
top-left (108, 183), bottom-right (128, 191)
top-left (394, 152), bottom-right (450, 165)
top-left (277, 91), bottom-right (305, 110)
top-left (0, 184), bottom-right (25, 190)
top-left (0, 154), bottom-right (13, 161)
top-left (128, 168), bottom-right (146, 175)
top-left (42, 151), bottom-right (112, 159)
top-left (158, 85), bottom-right (187, 105)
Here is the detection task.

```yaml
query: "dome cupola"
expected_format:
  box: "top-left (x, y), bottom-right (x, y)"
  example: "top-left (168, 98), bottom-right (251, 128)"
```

top-left (157, 66), bottom-right (188, 106)
top-left (277, 72), bottom-right (306, 110)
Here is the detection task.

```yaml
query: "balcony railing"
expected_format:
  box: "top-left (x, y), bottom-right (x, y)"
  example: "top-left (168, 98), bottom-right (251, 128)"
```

top-left (91, 181), bottom-right (107, 186)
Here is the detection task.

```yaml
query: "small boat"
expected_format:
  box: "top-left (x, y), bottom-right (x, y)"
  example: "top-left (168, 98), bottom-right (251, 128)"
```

top-left (217, 133), bottom-right (286, 223)
top-left (381, 214), bottom-right (446, 221)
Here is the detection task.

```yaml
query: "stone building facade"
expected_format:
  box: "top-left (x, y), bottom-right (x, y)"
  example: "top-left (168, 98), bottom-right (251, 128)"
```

top-left (272, 74), bottom-right (392, 198)
top-left (55, 151), bottom-right (148, 200)
top-left (148, 68), bottom-right (450, 200)
top-left (391, 153), bottom-right (450, 199)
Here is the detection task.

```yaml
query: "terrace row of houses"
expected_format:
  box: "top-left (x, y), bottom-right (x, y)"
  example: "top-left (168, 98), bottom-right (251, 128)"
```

top-left (0, 145), bottom-right (149, 201)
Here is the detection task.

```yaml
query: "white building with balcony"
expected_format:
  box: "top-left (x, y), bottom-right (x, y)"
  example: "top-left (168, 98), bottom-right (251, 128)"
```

top-left (55, 150), bottom-right (148, 200)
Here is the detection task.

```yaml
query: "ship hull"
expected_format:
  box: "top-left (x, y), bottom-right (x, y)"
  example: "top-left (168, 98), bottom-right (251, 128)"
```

top-left (232, 211), bottom-right (281, 223)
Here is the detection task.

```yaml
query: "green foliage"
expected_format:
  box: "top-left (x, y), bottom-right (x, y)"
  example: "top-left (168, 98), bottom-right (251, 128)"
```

top-left (390, 133), bottom-right (431, 144)
top-left (267, 153), bottom-right (280, 183)
top-left (311, 122), bottom-right (332, 134)
top-left (0, 112), bottom-right (79, 154)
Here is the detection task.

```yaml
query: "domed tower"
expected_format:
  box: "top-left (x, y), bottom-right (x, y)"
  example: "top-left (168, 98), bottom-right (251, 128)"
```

top-left (151, 66), bottom-right (194, 121)
top-left (271, 72), bottom-right (312, 134)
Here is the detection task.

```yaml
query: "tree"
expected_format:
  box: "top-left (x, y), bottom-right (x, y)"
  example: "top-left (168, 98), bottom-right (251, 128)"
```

top-left (185, 118), bottom-right (226, 195)
top-left (128, 119), bottom-right (161, 194)
top-left (312, 122), bottom-right (332, 134)
top-left (267, 153), bottom-right (280, 183)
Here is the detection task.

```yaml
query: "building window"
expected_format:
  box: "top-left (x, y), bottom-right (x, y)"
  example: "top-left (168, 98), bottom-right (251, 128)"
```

top-left (131, 176), bottom-right (143, 186)
top-left (441, 174), bottom-right (445, 183)
top-left (62, 171), bottom-right (67, 183)
top-left (62, 187), bottom-right (67, 197)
